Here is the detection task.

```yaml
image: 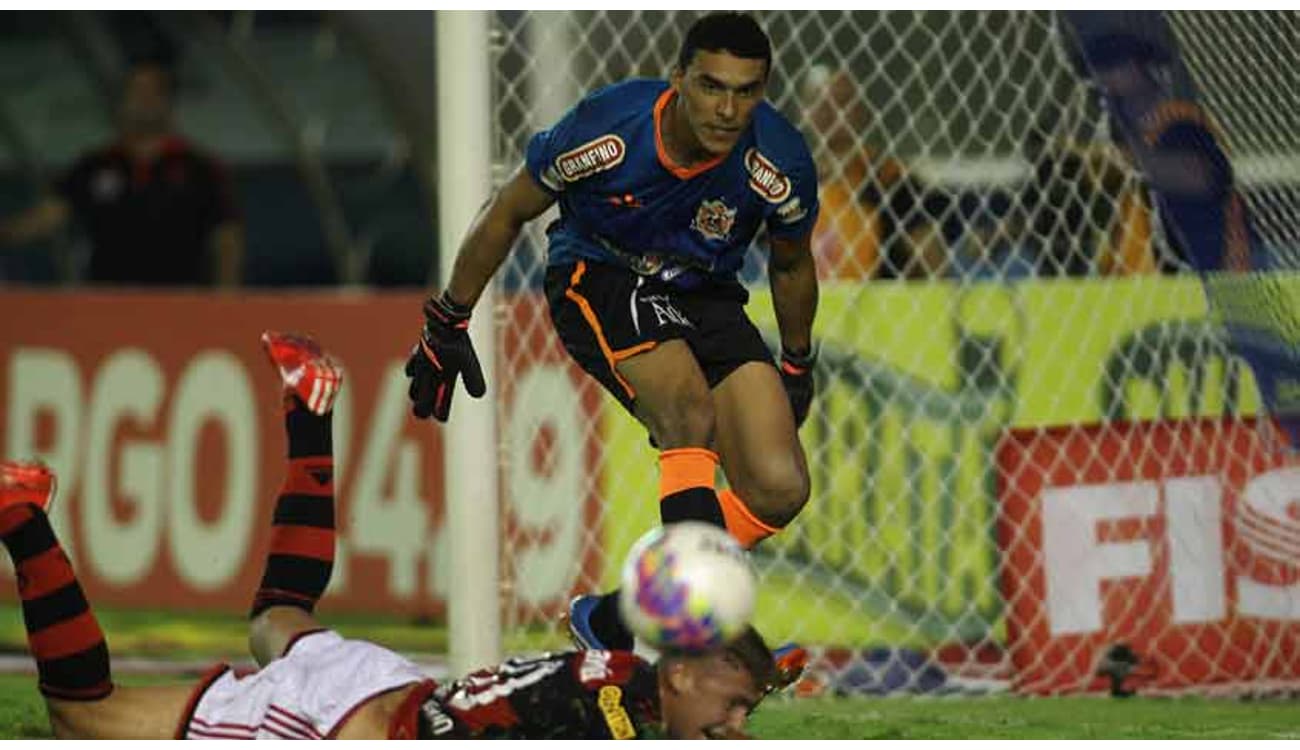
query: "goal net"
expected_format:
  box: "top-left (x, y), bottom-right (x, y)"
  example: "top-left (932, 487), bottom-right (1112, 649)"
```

top-left (485, 10), bottom-right (1300, 696)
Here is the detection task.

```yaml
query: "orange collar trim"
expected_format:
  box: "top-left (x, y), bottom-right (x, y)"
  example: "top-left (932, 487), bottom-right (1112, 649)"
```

top-left (653, 88), bottom-right (726, 180)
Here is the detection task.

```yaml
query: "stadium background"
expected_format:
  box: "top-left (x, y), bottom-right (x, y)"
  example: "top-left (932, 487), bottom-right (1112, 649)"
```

top-left (0, 10), bottom-right (1297, 737)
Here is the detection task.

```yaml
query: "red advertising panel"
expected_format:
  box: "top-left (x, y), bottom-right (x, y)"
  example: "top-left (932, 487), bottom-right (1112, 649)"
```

top-left (497, 293), bottom-right (608, 623)
top-left (998, 418), bottom-right (1300, 694)
top-left (0, 290), bottom-right (601, 619)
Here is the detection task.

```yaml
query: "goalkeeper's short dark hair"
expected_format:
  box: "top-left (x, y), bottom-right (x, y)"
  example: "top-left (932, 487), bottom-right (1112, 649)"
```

top-left (678, 13), bottom-right (772, 75)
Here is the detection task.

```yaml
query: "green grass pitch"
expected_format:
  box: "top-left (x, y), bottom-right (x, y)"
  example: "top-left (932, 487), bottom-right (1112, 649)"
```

top-left (0, 605), bottom-right (1296, 739)
top-left (0, 676), bottom-right (1296, 739)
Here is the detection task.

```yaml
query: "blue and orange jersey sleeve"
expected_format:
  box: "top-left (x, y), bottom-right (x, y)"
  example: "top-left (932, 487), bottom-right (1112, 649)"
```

top-left (764, 136), bottom-right (820, 241)
top-left (751, 105), bottom-right (820, 241)
top-left (525, 102), bottom-right (585, 197)
top-left (524, 80), bottom-right (661, 198)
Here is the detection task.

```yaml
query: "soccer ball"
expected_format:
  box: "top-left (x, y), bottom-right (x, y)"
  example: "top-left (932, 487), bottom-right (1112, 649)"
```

top-left (618, 522), bottom-right (757, 652)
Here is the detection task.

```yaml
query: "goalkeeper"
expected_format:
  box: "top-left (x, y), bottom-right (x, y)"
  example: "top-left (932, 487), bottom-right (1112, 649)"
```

top-left (0, 332), bottom-right (804, 739)
top-left (405, 12), bottom-right (820, 652)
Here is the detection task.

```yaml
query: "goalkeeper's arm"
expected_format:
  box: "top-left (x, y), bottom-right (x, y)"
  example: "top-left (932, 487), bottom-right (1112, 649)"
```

top-left (442, 166), bottom-right (555, 307)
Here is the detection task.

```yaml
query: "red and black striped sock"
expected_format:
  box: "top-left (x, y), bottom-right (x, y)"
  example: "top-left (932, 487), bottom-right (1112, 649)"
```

top-left (0, 504), bottom-right (113, 701)
top-left (250, 401), bottom-right (336, 618)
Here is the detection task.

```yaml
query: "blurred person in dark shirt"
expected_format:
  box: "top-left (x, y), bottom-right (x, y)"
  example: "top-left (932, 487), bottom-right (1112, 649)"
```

top-left (0, 60), bottom-right (243, 287)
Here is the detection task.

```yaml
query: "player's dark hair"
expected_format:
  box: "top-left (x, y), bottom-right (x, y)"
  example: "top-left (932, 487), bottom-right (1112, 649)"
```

top-left (723, 626), bottom-right (776, 693)
top-left (660, 625), bottom-right (776, 695)
top-left (677, 13), bottom-right (772, 75)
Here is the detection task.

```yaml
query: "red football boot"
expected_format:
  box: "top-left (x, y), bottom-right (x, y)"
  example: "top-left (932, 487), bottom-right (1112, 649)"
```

top-left (0, 460), bottom-right (57, 514)
top-left (260, 331), bottom-right (345, 416)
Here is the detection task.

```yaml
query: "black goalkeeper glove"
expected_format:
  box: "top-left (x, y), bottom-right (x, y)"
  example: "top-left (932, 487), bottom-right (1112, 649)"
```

top-left (405, 291), bottom-right (486, 422)
top-left (779, 344), bottom-right (816, 429)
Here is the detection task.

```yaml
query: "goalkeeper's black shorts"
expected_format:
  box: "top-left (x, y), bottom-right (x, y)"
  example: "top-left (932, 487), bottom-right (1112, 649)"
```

top-left (543, 260), bottom-right (773, 415)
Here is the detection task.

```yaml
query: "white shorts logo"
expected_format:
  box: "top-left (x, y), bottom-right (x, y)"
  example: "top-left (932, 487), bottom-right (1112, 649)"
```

top-left (639, 294), bottom-right (693, 329)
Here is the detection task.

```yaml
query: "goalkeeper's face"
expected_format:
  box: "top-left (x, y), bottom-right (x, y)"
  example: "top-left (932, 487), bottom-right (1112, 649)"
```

top-left (672, 50), bottom-right (768, 158)
top-left (659, 650), bottom-right (761, 739)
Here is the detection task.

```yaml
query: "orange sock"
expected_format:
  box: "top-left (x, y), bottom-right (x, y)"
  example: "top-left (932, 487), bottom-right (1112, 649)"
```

top-left (658, 448), bottom-right (718, 497)
top-left (658, 448), bottom-right (726, 528)
top-left (717, 488), bottom-right (781, 549)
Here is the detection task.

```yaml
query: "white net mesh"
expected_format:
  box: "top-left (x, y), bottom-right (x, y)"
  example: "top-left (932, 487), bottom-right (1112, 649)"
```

top-left (486, 10), bottom-right (1300, 696)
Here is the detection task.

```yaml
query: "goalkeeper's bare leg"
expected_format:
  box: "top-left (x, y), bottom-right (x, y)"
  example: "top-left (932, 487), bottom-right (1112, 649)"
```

top-left (709, 360), bottom-right (810, 542)
top-left (568, 343), bottom-right (809, 650)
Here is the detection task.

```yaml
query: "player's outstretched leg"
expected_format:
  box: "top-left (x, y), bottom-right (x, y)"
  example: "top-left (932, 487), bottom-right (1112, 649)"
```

top-left (1, 461), bottom-right (197, 738)
top-left (569, 342), bottom-right (734, 650)
top-left (0, 461), bottom-right (110, 703)
top-left (710, 360), bottom-right (810, 541)
top-left (571, 358), bottom-right (809, 653)
top-left (568, 447), bottom-right (727, 649)
top-left (248, 331), bottom-right (344, 666)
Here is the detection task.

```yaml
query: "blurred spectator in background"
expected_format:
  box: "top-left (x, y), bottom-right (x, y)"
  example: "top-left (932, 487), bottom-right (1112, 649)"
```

top-left (0, 59), bottom-right (243, 287)
top-left (798, 64), bottom-right (947, 280)
top-left (1011, 134), bottom-right (1157, 277)
top-left (1096, 147), bottom-right (1160, 276)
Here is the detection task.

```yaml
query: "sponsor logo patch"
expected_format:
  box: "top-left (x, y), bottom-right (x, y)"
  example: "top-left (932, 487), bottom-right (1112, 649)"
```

top-left (691, 198), bottom-right (737, 242)
top-left (554, 135), bottom-right (626, 183)
top-left (597, 685), bottom-right (636, 739)
top-left (580, 650), bottom-right (613, 684)
top-left (775, 196), bottom-right (808, 225)
top-left (744, 148), bottom-right (792, 203)
top-left (419, 700), bottom-right (456, 737)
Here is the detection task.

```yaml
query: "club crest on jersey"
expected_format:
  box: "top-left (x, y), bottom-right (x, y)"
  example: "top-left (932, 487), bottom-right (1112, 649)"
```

top-left (691, 198), bottom-right (737, 242)
top-left (744, 148), bottom-right (792, 203)
top-left (554, 135), bottom-right (626, 183)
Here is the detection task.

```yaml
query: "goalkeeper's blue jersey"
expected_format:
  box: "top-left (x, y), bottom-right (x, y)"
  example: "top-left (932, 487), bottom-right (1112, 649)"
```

top-left (524, 79), bottom-right (819, 287)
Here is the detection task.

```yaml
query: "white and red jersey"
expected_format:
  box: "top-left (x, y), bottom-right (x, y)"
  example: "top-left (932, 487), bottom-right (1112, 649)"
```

top-left (178, 630), bottom-right (427, 740)
top-left (176, 630), bottom-right (663, 740)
